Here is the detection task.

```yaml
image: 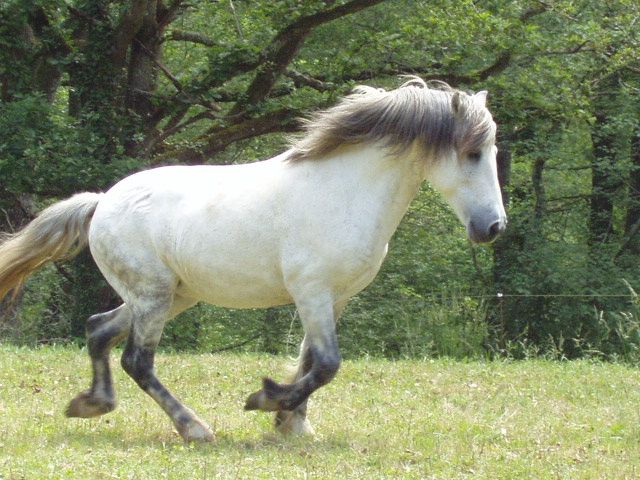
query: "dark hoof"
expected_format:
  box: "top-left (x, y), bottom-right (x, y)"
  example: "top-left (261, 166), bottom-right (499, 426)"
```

top-left (176, 418), bottom-right (215, 443)
top-left (65, 391), bottom-right (116, 418)
top-left (244, 390), bottom-right (267, 411)
top-left (244, 378), bottom-right (285, 412)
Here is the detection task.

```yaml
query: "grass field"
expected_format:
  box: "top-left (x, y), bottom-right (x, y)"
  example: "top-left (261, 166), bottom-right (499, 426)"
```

top-left (0, 346), bottom-right (639, 479)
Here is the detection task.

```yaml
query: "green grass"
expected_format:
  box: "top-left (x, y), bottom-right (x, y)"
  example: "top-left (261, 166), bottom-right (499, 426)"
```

top-left (0, 346), bottom-right (639, 479)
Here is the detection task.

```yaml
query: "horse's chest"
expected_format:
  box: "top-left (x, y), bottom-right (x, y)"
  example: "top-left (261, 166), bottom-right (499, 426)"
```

top-left (336, 243), bottom-right (389, 299)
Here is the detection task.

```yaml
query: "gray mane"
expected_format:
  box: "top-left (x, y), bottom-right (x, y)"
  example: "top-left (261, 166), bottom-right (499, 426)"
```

top-left (288, 77), bottom-right (496, 161)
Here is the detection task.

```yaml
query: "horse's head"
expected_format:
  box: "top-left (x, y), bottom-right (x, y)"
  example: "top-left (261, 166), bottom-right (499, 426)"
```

top-left (426, 90), bottom-right (507, 244)
top-left (287, 78), bottom-right (507, 244)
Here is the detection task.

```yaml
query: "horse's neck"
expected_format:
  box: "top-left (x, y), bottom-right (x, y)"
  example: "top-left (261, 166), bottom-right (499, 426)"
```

top-left (375, 149), bottom-right (427, 239)
top-left (324, 144), bottom-right (427, 241)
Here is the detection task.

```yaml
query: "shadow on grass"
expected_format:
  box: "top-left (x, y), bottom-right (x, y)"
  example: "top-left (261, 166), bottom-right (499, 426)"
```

top-left (50, 424), bottom-right (352, 456)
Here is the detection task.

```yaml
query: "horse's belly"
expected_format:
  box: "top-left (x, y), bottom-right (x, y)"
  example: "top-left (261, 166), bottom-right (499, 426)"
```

top-left (182, 284), bottom-right (292, 309)
top-left (174, 262), bottom-right (293, 309)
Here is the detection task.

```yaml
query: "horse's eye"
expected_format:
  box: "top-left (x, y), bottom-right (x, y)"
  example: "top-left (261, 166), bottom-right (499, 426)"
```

top-left (468, 151), bottom-right (482, 162)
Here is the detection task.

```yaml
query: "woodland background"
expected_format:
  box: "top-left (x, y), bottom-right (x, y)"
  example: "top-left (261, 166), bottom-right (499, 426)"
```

top-left (0, 0), bottom-right (639, 361)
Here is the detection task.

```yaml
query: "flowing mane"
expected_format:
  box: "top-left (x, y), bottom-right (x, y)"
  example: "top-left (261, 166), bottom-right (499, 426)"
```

top-left (289, 77), bottom-right (496, 161)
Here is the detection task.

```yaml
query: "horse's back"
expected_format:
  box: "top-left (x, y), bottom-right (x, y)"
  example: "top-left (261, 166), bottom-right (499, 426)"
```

top-left (88, 161), bottom-right (295, 308)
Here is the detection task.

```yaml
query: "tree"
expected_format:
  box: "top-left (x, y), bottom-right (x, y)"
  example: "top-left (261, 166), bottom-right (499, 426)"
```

top-left (2, 0), bottom-right (640, 359)
top-left (483, 0), bottom-right (640, 356)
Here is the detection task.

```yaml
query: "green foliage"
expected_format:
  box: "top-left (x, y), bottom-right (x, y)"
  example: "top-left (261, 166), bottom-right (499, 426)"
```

top-left (163, 304), bottom-right (302, 355)
top-left (0, 265), bottom-right (66, 345)
top-left (342, 288), bottom-right (489, 359)
top-left (0, 95), bottom-right (71, 195)
top-left (0, 93), bottom-right (138, 196)
top-left (2, 0), bottom-right (640, 361)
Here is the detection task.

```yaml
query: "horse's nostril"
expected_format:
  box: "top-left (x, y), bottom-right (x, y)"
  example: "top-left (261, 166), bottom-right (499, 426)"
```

top-left (488, 220), bottom-right (506, 239)
top-left (468, 218), bottom-right (506, 244)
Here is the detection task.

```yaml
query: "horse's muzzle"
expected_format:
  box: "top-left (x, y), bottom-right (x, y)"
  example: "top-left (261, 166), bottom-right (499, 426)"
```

top-left (468, 217), bottom-right (506, 244)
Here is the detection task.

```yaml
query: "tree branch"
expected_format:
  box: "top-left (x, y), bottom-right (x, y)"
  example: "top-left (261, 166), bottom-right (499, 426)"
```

top-left (286, 69), bottom-right (336, 92)
top-left (157, 0), bottom-right (188, 29)
top-left (135, 38), bottom-right (223, 115)
top-left (134, 38), bottom-right (185, 93)
top-left (478, 52), bottom-right (512, 81)
top-left (146, 109), bottom-right (217, 156)
top-left (230, 0), bottom-right (385, 115)
top-left (112, 0), bottom-right (149, 66)
top-left (521, 4), bottom-right (548, 22)
top-left (167, 29), bottom-right (217, 46)
top-left (228, 0), bottom-right (245, 41)
top-left (163, 108), bottom-right (301, 164)
top-left (615, 219), bottom-right (640, 261)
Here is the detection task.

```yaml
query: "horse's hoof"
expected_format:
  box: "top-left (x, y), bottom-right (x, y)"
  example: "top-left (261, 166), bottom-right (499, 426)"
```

top-left (177, 419), bottom-right (215, 443)
top-left (65, 392), bottom-right (116, 418)
top-left (244, 389), bottom-right (266, 411)
top-left (275, 410), bottom-right (315, 436)
top-left (244, 378), bottom-right (285, 412)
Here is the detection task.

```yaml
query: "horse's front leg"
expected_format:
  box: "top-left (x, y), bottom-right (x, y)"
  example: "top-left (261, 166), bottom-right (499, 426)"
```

top-left (245, 292), bottom-right (341, 432)
top-left (273, 300), bottom-right (347, 435)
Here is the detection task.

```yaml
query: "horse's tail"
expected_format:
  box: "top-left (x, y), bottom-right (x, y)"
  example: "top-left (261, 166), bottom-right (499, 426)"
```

top-left (0, 192), bottom-right (103, 301)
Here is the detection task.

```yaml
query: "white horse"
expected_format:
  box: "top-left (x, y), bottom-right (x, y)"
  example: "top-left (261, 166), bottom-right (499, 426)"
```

top-left (0, 78), bottom-right (505, 442)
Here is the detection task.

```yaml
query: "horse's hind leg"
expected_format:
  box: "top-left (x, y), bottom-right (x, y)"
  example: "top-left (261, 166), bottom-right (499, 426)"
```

top-left (120, 294), bottom-right (213, 443)
top-left (66, 304), bottom-right (131, 418)
top-left (274, 337), bottom-right (315, 435)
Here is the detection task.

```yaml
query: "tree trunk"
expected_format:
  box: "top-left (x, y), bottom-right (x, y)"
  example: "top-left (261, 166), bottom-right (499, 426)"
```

top-left (589, 110), bottom-right (617, 245)
top-left (532, 157), bottom-right (546, 221)
top-left (622, 123), bottom-right (640, 254)
top-left (490, 143), bottom-right (513, 347)
top-left (126, 10), bottom-right (161, 155)
top-left (589, 71), bottom-right (621, 247)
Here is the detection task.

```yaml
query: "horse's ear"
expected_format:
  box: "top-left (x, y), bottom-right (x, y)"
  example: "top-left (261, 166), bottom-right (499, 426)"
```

top-left (452, 91), bottom-right (463, 114)
top-left (473, 90), bottom-right (488, 107)
top-left (400, 76), bottom-right (427, 89)
top-left (352, 85), bottom-right (385, 95)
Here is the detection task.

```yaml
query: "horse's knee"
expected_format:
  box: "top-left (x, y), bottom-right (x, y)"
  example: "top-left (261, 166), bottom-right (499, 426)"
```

top-left (86, 312), bottom-right (106, 335)
top-left (313, 347), bottom-right (341, 386)
top-left (121, 345), bottom-right (155, 390)
top-left (88, 323), bottom-right (123, 357)
top-left (86, 307), bottom-right (130, 357)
